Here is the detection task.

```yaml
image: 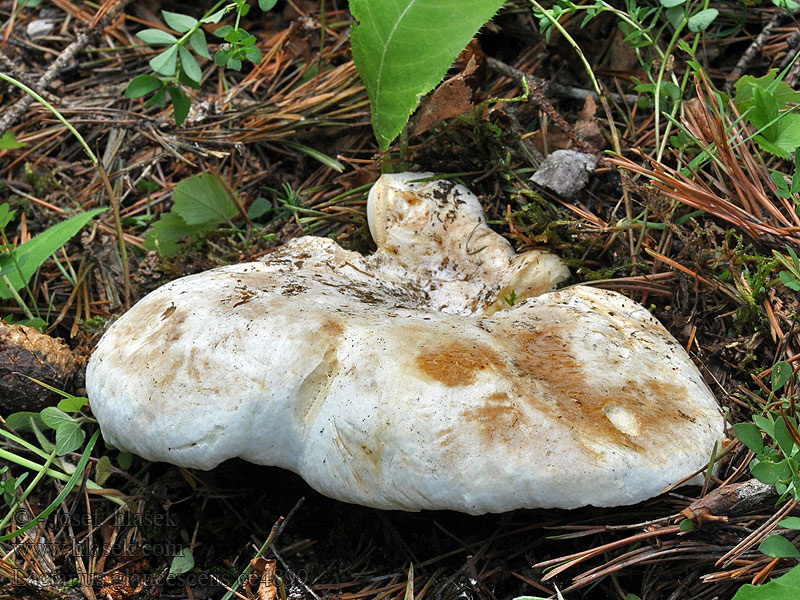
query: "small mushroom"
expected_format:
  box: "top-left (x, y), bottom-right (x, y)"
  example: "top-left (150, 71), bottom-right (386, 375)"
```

top-left (87, 173), bottom-right (724, 514)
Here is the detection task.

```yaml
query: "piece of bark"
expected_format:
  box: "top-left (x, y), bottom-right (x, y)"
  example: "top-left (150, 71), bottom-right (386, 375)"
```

top-left (681, 479), bottom-right (778, 525)
top-left (0, 321), bottom-right (78, 413)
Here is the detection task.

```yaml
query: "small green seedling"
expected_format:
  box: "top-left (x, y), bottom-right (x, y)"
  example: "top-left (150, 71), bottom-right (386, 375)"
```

top-left (125, 0), bottom-right (277, 125)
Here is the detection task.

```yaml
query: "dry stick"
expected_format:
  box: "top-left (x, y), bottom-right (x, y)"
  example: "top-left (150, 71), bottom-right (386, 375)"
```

top-left (727, 7), bottom-right (800, 88)
top-left (0, 0), bottom-right (135, 136)
top-left (487, 56), bottom-right (638, 108)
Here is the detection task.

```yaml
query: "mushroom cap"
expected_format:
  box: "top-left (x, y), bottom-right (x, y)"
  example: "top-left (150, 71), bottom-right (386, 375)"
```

top-left (87, 173), bottom-right (724, 514)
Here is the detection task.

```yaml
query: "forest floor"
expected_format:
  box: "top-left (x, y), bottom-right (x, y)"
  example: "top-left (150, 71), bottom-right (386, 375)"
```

top-left (2, 1), bottom-right (800, 599)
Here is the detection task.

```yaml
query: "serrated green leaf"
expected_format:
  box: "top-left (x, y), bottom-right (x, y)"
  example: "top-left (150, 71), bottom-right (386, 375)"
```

top-left (57, 395), bottom-right (87, 413)
top-left (734, 70), bottom-right (800, 112)
top-left (779, 517), bottom-right (800, 530)
top-left (162, 10), bottom-right (197, 33)
top-left (0, 208), bottom-right (105, 299)
top-left (150, 45), bottom-right (178, 77)
top-left (136, 28), bottom-right (178, 45)
top-left (173, 173), bottom-right (237, 225)
top-left (189, 29), bottom-right (210, 59)
top-left (687, 8), bottom-right (718, 32)
top-left (55, 421), bottom-right (85, 456)
top-left (125, 74), bottom-right (164, 98)
top-left (178, 46), bottom-right (202, 83)
top-left (732, 564), bottom-right (800, 600)
top-left (0, 130), bottom-right (25, 149)
top-left (168, 547), bottom-right (195, 578)
top-left (167, 86), bottom-right (191, 126)
top-left (350, 0), bottom-right (505, 150)
top-left (734, 422), bottom-right (764, 454)
top-left (4, 411), bottom-right (46, 432)
top-left (95, 455), bottom-right (112, 486)
top-left (40, 407), bottom-right (74, 429)
top-left (760, 535), bottom-right (800, 558)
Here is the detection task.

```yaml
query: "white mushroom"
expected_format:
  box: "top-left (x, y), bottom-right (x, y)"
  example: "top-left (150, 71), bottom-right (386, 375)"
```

top-left (86, 173), bottom-right (724, 514)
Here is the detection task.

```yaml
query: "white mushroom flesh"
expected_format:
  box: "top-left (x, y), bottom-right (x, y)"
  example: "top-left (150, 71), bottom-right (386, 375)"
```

top-left (87, 173), bottom-right (724, 514)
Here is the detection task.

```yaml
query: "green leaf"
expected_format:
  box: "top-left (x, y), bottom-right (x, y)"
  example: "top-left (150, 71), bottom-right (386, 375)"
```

top-left (760, 535), bottom-right (800, 558)
top-left (145, 213), bottom-right (195, 257)
top-left (774, 417), bottom-right (796, 457)
top-left (224, 28), bottom-right (242, 43)
top-left (350, 0), bottom-right (506, 150)
top-left (679, 518), bottom-right (695, 532)
top-left (751, 458), bottom-right (791, 484)
top-left (189, 29), bottom-right (211, 59)
top-left (0, 204), bottom-right (16, 228)
top-left (4, 411), bottom-right (46, 432)
top-left (144, 86), bottom-right (169, 109)
top-left (57, 395), bottom-right (87, 413)
top-left (773, 361), bottom-right (793, 390)
top-left (779, 517), bottom-right (800, 530)
top-left (754, 414), bottom-right (776, 438)
top-left (734, 422), bottom-right (764, 454)
top-left (167, 86), bottom-right (191, 126)
top-left (202, 9), bottom-right (228, 24)
top-left (780, 270), bottom-right (800, 291)
top-left (734, 70), bottom-right (800, 112)
top-left (55, 422), bottom-right (85, 455)
top-left (0, 130), bottom-right (25, 149)
top-left (136, 29), bottom-right (178, 45)
top-left (40, 407), bottom-right (75, 429)
top-left (124, 74), bottom-right (163, 98)
top-left (226, 57), bottom-right (242, 71)
top-left (659, 0), bottom-right (685, 6)
top-left (213, 25), bottom-right (233, 39)
top-left (687, 8), bottom-right (718, 32)
top-left (0, 208), bottom-right (105, 299)
top-left (150, 45), bottom-right (179, 77)
top-left (162, 10), bottom-right (197, 33)
top-left (178, 46), bottom-right (203, 83)
top-left (244, 45), bottom-right (262, 64)
top-left (95, 455), bottom-right (112, 486)
top-left (732, 564), bottom-right (800, 600)
top-left (168, 547), bottom-right (195, 578)
top-left (247, 197), bottom-right (272, 220)
top-left (755, 114), bottom-right (800, 159)
top-left (172, 173), bottom-right (238, 225)
top-left (117, 451), bottom-right (133, 470)
top-left (258, 0), bottom-right (278, 10)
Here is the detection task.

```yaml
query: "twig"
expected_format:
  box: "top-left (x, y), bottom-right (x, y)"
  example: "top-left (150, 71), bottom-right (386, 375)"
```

top-left (727, 7), bottom-right (800, 87)
top-left (0, 0), bottom-right (135, 135)
top-left (487, 56), bottom-right (638, 108)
